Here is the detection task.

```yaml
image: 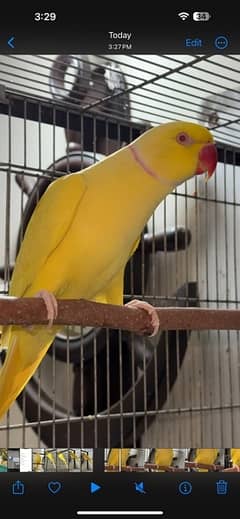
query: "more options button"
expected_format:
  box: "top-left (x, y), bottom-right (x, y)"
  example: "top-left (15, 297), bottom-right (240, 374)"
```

top-left (214, 35), bottom-right (229, 50)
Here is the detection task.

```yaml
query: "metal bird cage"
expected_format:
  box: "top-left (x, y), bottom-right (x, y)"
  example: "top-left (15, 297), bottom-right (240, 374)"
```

top-left (0, 54), bottom-right (240, 448)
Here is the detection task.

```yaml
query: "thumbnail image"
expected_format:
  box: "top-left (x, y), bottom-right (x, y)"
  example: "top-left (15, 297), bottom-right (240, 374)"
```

top-left (105, 449), bottom-right (147, 472)
top-left (0, 448), bottom-right (7, 472)
top-left (104, 449), bottom-right (240, 472)
top-left (20, 449), bottom-right (32, 472)
top-left (104, 449), bottom-right (188, 472)
top-left (7, 449), bottom-right (32, 472)
top-left (32, 448), bottom-right (93, 472)
top-left (7, 449), bottom-right (20, 471)
top-left (32, 449), bottom-right (49, 472)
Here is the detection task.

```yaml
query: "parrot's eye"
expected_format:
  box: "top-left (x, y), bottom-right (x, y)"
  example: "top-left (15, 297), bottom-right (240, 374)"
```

top-left (176, 132), bottom-right (192, 145)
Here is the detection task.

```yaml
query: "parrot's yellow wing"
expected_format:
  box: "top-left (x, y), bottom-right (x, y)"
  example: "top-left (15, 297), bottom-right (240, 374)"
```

top-left (0, 172), bottom-right (88, 415)
top-left (92, 237), bottom-right (140, 306)
top-left (10, 172), bottom-right (87, 298)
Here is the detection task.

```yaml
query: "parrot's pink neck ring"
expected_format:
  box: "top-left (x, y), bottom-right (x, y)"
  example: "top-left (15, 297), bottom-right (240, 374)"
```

top-left (129, 144), bottom-right (170, 187)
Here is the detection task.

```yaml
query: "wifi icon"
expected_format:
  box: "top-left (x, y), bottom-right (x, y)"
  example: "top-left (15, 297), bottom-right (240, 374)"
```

top-left (178, 12), bottom-right (190, 20)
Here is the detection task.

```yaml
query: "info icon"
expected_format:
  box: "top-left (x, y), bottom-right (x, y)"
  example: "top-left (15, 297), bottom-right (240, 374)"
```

top-left (178, 480), bottom-right (192, 496)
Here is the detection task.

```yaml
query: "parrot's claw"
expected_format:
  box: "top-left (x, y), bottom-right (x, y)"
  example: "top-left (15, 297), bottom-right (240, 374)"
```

top-left (35, 290), bottom-right (58, 328)
top-left (125, 299), bottom-right (160, 337)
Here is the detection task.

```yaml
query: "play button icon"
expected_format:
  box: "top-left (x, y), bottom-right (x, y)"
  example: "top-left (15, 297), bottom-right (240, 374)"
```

top-left (90, 482), bottom-right (101, 494)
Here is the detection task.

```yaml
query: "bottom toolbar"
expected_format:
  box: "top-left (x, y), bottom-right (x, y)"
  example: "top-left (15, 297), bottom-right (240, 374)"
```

top-left (0, 472), bottom-right (238, 518)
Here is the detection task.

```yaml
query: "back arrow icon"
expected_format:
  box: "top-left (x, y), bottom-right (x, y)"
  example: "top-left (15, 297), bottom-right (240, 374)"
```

top-left (8, 36), bottom-right (15, 49)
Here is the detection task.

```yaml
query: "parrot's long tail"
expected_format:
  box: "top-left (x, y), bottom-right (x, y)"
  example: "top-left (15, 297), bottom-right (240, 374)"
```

top-left (0, 326), bottom-right (57, 419)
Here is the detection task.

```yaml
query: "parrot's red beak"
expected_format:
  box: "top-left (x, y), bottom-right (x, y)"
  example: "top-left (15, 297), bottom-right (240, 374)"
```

top-left (195, 143), bottom-right (218, 180)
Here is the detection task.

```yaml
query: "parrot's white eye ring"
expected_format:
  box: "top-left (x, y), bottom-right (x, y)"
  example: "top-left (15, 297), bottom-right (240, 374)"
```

top-left (176, 132), bottom-right (192, 145)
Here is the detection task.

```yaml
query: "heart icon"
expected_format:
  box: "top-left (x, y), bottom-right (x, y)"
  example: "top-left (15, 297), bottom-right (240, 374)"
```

top-left (48, 481), bottom-right (62, 494)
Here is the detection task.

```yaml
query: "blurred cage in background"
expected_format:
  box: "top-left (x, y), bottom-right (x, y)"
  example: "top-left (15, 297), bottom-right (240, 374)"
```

top-left (0, 54), bottom-right (240, 448)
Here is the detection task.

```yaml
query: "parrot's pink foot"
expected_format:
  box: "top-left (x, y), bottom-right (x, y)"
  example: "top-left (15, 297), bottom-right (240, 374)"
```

top-left (125, 299), bottom-right (160, 337)
top-left (35, 290), bottom-right (58, 328)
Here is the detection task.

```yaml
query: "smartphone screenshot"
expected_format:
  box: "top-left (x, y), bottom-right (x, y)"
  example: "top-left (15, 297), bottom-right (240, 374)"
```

top-left (0, 8), bottom-right (239, 517)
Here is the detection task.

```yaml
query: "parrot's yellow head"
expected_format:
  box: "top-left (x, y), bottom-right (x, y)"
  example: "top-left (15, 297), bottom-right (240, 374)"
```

top-left (131, 121), bottom-right (217, 187)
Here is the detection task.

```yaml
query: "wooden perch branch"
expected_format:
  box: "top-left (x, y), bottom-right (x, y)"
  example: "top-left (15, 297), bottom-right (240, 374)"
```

top-left (0, 297), bottom-right (239, 334)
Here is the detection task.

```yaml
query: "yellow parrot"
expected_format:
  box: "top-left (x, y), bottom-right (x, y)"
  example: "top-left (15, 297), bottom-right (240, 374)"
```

top-left (106, 448), bottom-right (131, 469)
top-left (152, 449), bottom-right (174, 471)
top-left (33, 451), bottom-right (43, 472)
top-left (45, 450), bottom-right (56, 469)
top-left (80, 450), bottom-right (93, 464)
top-left (69, 449), bottom-right (79, 463)
top-left (0, 121), bottom-right (217, 418)
top-left (57, 451), bottom-right (68, 468)
top-left (194, 449), bottom-right (219, 471)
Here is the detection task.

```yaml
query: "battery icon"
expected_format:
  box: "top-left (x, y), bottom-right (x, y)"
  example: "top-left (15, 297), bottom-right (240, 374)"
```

top-left (193, 12), bottom-right (211, 21)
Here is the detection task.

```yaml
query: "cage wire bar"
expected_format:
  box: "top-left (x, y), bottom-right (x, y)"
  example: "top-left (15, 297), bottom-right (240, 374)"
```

top-left (0, 54), bottom-right (240, 448)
